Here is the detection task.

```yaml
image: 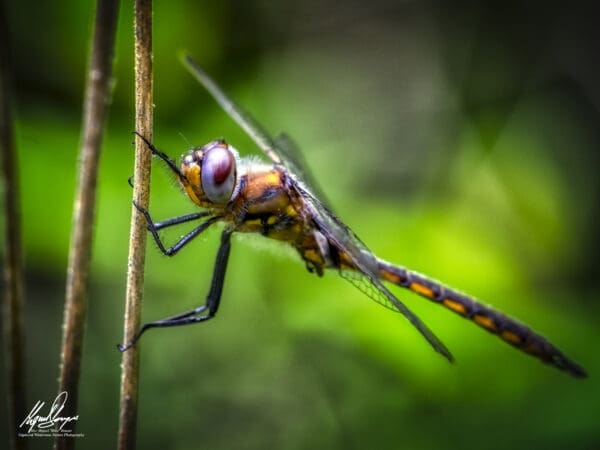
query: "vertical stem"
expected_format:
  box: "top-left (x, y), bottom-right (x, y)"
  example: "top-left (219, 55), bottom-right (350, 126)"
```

top-left (0, 1), bottom-right (26, 448)
top-left (118, 0), bottom-right (152, 449)
top-left (55, 0), bottom-right (120, 449)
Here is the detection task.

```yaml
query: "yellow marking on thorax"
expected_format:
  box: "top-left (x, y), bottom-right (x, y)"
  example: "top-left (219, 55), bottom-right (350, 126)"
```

top-left (267, 226), bottom-right (302, 242)
top-left (240, 218), bottom-right (262, 229)
top-left (284, 204), bottom-right (298, 218)
top-left (243, 168), bottom-right (291, 215)
top-left (443, 298), bottom-right (467, 315)
top-left (410, 282), bottom-right (434, 299)
top-left (303, 248), bottom-right (322, 265)
top-left (244, 169), bottom-right (280, 196)
top-left (229, 166), bottom-right (309, 244)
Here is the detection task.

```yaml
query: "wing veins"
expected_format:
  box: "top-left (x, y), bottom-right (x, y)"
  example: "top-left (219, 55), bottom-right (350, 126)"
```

top-left (303, 191), bottom-right (453, 362)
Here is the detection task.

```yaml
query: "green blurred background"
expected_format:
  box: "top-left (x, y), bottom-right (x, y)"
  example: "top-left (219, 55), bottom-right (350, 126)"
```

top-left (2, 1), bottom-right (599, 449)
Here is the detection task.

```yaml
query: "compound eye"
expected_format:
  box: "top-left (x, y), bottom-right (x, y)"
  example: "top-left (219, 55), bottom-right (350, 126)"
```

top-left (201, 146), bottom-right (236, 204)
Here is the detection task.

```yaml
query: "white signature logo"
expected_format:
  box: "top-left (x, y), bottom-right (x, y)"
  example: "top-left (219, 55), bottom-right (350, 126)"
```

top-left (20, 391), bottom-right (79, 433)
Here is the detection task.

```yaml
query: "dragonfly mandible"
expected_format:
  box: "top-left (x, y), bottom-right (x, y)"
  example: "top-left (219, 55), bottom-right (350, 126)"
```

top-left (118, 55), bottom-right (586, 378)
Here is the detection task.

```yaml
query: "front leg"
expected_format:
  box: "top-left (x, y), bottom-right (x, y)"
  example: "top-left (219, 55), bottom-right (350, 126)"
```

top-left (133, 200), bottom-right (220, 256)
top-left (134, 131), bottom-right (184, 181)
top-left (118, 229), bottom-right (233, 351)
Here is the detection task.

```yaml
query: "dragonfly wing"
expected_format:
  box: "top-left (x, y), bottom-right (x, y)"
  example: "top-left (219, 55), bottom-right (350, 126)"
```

top-left (182, 54), bottom-right (282, 165)
top-left (301, 187), bottom-right (454, 362)
top-left (274, 133), bottom-right (333, 210)
top-left (184, 55), bottom-right (334, 210)
top-left (339, 269), bottom-right (453, 362)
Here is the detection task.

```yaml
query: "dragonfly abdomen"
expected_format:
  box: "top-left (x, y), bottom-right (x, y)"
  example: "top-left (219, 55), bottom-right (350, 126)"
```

top-left (377, 260), bottom-right (586, 377)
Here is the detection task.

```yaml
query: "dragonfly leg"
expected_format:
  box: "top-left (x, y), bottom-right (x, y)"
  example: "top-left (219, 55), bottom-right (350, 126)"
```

top-left (151, 211), bottom-right (211, 231)
top-left (133, 131), bottom-right (184, 180)
top-left (133, 200), bottom-right (220, 256)
top-left (118, 229), bottom-right (233, 352)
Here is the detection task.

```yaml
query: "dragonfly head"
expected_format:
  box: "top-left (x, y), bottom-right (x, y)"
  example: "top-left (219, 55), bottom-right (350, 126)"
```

top-left (180, 139), bottom-right (240, 207)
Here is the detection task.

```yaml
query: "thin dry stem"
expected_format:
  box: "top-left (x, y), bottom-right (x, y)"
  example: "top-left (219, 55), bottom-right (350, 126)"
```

top-left (0, 1), bottom-right (27, 448)
top-left (55, 0), bottom-right (120, 449)
top-left (117, 0), bottom-right (153, 448)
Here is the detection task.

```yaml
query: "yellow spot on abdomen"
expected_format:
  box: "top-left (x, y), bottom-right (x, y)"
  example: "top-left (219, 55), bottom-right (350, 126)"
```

top-left (410, 282), bottom-right (434, 299)
top-left (501, 330), bottom-right (522, 345)
top-left (522, 342), bottom-right (542, 356)
top-left (381, 270), bottom-right (401, 284)
top-left (443, 298), bottom-right (467, 315)
top-left (473, 314), bottom-right (497, 331)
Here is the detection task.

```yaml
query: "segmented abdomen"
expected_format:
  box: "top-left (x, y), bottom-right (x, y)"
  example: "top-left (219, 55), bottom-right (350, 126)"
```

top-left (377, 260), bottom-right (586, 378)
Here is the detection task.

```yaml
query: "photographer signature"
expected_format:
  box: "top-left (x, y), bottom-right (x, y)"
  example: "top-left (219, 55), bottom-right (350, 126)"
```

top-left (20, 391), bottom-right (79, 433)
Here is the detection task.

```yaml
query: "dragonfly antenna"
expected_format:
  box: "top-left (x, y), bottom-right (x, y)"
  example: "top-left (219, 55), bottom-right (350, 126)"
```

top-left (178, 132), bottom-right (192, 149)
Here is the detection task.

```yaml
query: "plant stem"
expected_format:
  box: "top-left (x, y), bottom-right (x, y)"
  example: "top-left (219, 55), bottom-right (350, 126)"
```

top-left (55, 0), bottom-right (120, 449)
top-left (118, 0), bottom-right (153, 448)
top-left (0, 1), bottom-right (27, 448)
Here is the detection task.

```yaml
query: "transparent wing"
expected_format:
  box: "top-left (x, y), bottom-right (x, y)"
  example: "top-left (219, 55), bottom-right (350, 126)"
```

top-left (184, 55), bottom-right (332, 207)
top-left (274, 132), bottom-right (332, 210)
top-left (183, 54), bottom-right (282, 164)
top-left (300, 187), bottom-right (454, 362)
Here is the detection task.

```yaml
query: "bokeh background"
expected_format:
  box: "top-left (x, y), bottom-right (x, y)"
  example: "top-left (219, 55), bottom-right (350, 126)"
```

top-left (1, 1), bottom-right (599, 449)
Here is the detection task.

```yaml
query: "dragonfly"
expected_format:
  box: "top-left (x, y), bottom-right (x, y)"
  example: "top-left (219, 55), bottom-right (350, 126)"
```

top-left (119, 54), bottom-right (586, 378)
